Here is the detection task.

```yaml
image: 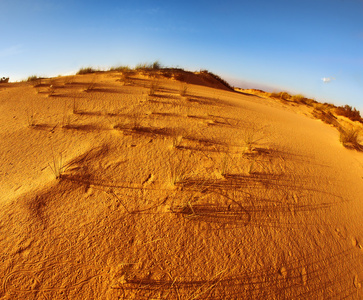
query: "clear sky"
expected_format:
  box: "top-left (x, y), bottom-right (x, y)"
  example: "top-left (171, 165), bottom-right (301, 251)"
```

top-left (1, 0), bottom-right (363, 111)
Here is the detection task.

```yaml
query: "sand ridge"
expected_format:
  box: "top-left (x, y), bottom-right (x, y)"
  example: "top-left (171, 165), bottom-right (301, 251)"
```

top-left (0, 70), bottom-right (362, 299)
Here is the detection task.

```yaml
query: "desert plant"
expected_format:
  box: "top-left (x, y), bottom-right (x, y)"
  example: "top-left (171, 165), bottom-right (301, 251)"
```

top-left (148, 80), bottom-right (160, 96)
top-left (179, 83), bottom-right (188, 97)
top-left (220, 151), bottom-right (231, 177)
top-left (26, 109), bottom-right (36, 127)
top-left (136, 60), bottom-right (162, 70)
top-left (84, 76), bottom-right (97, 92)
top-left (64, 76), bottom-right (74, 85)
top-left (290, 94), bottom-right (306, 103)
top-left (312, 109), bottom-right (339, 127)
top-left (168, 152), bottom-right (194, 187)
top-left (49, 150), bottom-right (65, 179)
top-left (270, 91), bottom-right (292, 101)
top-left (0, 77), bottom-right (9, 83)
top-left (77, 67), bottom-right (98, 75)
top-left (339, 128), bottom-right (363, 150)
top-left (27, 75), bottom-right (40, 82)
top-left (241, 124), bottom-right (265, 151)
top-left (335, 105), bottom-right (362, 122)
top-left (62, 100), bottom-right (72, 128)
top-left (72, 98), bottom-right (79, 114)
top-left (47, 84), bottom-right (56, 97)
top-left (109, 65), bottom-right (131, 72)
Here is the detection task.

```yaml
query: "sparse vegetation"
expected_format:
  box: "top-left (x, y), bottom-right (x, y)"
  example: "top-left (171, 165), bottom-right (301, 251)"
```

top-left (335, 105), bottom-right (362, 123)
top-left (339, 128), bottom-right (363, 150)
top-left (270, 91), bottom-right (317, 107)
top-left (312, 108), bottom-right (339, 127)
top-left (26, 109), bottom-right (36, 127)
top-left (77, 67), bottom-right (98, 75)
top-left (241, 124), bottom-right (265, 151)
top-left (47, 83), bottom-right (56, 97)
top-left (136, 60), bottom-right (162, 71)
top-left (220, 151), bottom-right (231, 177)
top-left (27, 75), bottom-right (41, 82)
top-left (168, 152), bottom-right (194, 187)
top-left (180, 83), bottom-right (188, 97)
top-left (148, 79), bottom-right (160, 96)
top-left (49, 150), bottom-right (65, 179)
top-left (109, 65), bottom-right (131, 72)
top-left (84, 76), bottom-right (97, 92)
top-left (72, 98), bottom-right (79, 114)
top-left (64, 76), bottom-right (75, 85)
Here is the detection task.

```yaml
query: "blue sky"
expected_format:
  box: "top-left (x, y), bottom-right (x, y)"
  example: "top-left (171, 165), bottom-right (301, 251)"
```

top-left (1, 0), bottom-right (363, 111)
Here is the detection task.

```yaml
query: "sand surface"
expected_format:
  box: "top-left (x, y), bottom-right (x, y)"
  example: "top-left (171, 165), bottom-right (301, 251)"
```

top-left (0, 71), bottom-right (362, 299)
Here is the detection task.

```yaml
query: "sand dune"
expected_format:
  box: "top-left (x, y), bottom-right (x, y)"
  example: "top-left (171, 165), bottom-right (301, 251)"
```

top-left (0, 70), bottom-right (362, 299)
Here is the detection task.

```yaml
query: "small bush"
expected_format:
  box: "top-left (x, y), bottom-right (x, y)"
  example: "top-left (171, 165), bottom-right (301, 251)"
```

top-left (180, 83), bottom-right (188, 97)
top-left (335, 105), bottom-right (362, 123)
top-left (49, 151), bottom-right (65, 179)
top-left (148, 80), bottom-right (160, 96)
top-left (241, 124), bottom-right (265, 151)
top-left (109, 65), bottom-right (131, 72)
top-left (339, 128), bottom-right (363, 151)
top-left (312, 109), bottom-right (339, 127)
top-left (76, 67), bottom-right (97, 75)
top-left (27, 75), bottom-right (41, 82)
top-left (26, 109), bottom-right (36, 127)
top-left (135, 61), bottom-right (162, 71)
top-left (270, 91), bottom-right (292, 101)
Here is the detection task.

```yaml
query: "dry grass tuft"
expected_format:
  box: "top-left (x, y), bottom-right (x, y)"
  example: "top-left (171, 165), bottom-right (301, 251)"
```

top-left (84, 76), bottom-right (97, 92)
top-left (49, 151), bottom-right (65, 180)
top-left (335, 105), bottom-right (362, 123)
top-left (77, 67), bottom-right (98, 75)
top-left (149, 80), bottom-right (160, 96)
top-left (26, 109), bottom-right (36, 127)
top-left (179, 83), bottom-right (188, 97)
top-left (312, 109), bottom-right (339, 127)
top-left (241, 124), bottom-right (265, 151)
top-left (339, 128), bottom-right (363, 151)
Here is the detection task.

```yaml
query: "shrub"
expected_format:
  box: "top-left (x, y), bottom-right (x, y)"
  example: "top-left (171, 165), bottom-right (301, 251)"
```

top-left (109, 65), bottom-right (131, 72)
top-left (335, 105), bottom-right (362, 122)
top-left (148, 80), bottom-right (160, 96)
top-left (339, 128), bottom-right (363, 150)
top-left (270, 91), bottom-right (291, 101)
top-left (312, 109), bottom-right (339, 127)
top-left (76, 67), bottom-right (97, 75)
top-left (290, 94), bottom-right (306, 103)
top-left (27, 75), bottom-right (41, 82)
top-left (135, 61), bottom-right (162, 71)
top-left (180, 83), bottom-right (188, 97)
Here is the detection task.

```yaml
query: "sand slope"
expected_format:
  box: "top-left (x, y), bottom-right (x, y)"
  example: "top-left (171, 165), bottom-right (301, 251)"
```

top-left (0, 71), bottom-right (362, 299)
